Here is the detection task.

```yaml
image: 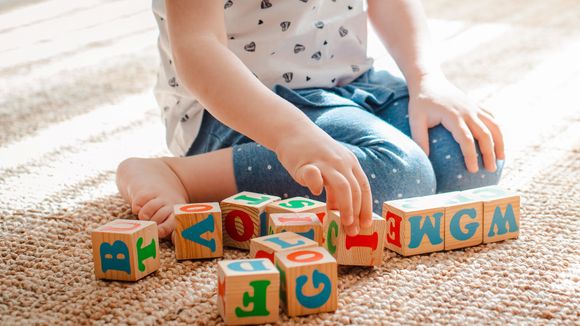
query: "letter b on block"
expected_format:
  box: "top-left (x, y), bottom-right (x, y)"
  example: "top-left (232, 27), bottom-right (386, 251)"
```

top-left (217, 259), bottom-right (280, 325)
top-left (275, 247), bottom-right (338, 317)
top-left (174, 203), bottom-right (223, 260)
top-left (92, 219), bottom-right (160, 281)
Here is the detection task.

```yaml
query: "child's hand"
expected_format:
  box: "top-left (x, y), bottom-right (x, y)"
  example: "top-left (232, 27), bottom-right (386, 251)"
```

top-left (408, 72), bottom-right (505, 173)
top-left (274, 129), bottom-right (373, 236)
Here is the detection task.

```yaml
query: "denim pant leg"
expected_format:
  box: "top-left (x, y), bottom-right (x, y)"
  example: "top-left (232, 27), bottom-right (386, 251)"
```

top-left (231, 86), bottom-right (437, 213)
top-left (339, 69), bottom-right (504, 193)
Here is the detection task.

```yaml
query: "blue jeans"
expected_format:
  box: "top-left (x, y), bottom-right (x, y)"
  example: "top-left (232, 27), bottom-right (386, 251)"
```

top-left (186, 69), bottom-right (503, 213)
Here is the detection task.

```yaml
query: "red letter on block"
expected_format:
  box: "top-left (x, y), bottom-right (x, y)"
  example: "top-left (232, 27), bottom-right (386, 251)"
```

top-left (345, 232), bottom-right (378, 251)
top-left (225, 210), bottom-right (254, 242)
top-left (386, 211), bottom-right (402, 247)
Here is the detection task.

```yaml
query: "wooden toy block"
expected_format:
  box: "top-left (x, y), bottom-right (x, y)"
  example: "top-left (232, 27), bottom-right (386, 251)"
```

top-left (173, 202), bottom-right (223, 260)
top-left (220, 191), bottom-right (281, 250)
top-left (249, 232), bottom-right (318, 263)
top-left (91, 219), bottom-right (160, 281)
top-left (323, 210), bottom-right (386, 266)
top-left (275, 246), bottom-right (338, 317)
top-left (266, 196), bottom-right (327, 224)
top-left (217, 259), bottom-right (280, 325)
top-left (268, 212), bottom-right (323, 244)
top-left (440, 193), bottom-right (483, 250)
top-left (461, 186), bottom-right (520, 243)
top-left (382, 192), bottom-right (458, 256)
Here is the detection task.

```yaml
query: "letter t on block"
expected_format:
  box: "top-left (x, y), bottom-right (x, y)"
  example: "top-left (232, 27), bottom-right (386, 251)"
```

top-left (217, 259), bottom-right (280, 325)
top-left (91, 219), bottom-right (160, 281)
top-left (173, 202), bottom-right (223, 260)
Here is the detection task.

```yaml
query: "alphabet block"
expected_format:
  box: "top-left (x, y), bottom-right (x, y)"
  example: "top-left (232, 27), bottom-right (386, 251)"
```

top-left (268, 213), bottom-right (323, 244)
top-left (220, 191), bottom-right (281, 250)
top-left (91, 219), bottom-right (159, 281)
top-left (173, 203), bottom-right (223, 260)
top-left (249, 232), bottom-right (318, 263)
top-left (266, 196), bottom-right (327, 224)
top-left (461, 186), bottom-right (520, 243)
top-left (217, 259), bottom-right (280, 325)
top-left (441, 193), bottom-right (483, 250)
top-left (323, 210), bottom-right (386, 266)
top-left (382, 192), bottom-right (458, 256)
top-left (275, 246), bottom-right (338, 317)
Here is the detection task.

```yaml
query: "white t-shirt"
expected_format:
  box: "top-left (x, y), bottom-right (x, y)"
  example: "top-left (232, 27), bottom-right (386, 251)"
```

top-left (152, 0), bottom-right (373, 156)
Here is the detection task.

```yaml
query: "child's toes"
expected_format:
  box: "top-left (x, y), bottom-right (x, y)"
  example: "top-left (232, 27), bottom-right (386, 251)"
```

top-left (158, 215), bottom-right (177, 239)
top-left (138, 198), bottom-right (165, 221)
top-left (151, 205), bottom-right (173, 225)
top-left (131, 191), bottom-right (157, 214)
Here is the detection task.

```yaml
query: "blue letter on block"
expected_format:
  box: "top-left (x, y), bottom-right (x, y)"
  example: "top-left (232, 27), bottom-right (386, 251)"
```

top-left (295, 269), bottom-right (331, 309)
top-left (408, 213), bottom-right (443, 248)
top-left (488, 204), bottom-right (518, 237)
top-left (100, 240), bottom-right (131, 274)
top-left (228, 260), bottom-right (269, 272)
top-left (264, 236), bottom-right (305, 249)
top-left (182, 214), bottom-right (216, 252)
top-left (450, 208), bottom-right (480, 241)
top-left (280, 228), bottom-right (315, 241)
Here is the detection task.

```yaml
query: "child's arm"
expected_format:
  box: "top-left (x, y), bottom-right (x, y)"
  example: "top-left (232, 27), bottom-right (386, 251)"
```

top-left (368, 0), bottom-right (505, 173)
top-left (165, 1), bottom-right (372, 234)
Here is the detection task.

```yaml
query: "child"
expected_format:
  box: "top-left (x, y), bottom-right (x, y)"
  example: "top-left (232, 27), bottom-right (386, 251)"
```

top-left (116, 0), bottom-right (504, 239)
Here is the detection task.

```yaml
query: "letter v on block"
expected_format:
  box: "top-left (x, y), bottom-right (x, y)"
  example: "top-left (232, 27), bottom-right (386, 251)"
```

top-left (174, 203), bottom-right (223, 260)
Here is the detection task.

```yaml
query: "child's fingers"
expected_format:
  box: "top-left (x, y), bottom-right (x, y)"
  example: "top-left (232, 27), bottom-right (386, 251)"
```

top-left (295, 164), bottom-right (324, 196)
top-left (466, 115), bottom-right (496, 172)
top-left (158, 214), bottom-right (177, 239)
top-left (352, 166), bottom-right (373, 228)
top-left (324, 170), bottom-right (354, 227)
top-left (442, 117), bottom-right (479, 173)
top-left (344, 171), bottom-right (362, 230)
top-left (478, 108), bottom-right (505, 160)
top-left (409, 114), bottom-right (430, 156)
top-left (326, 187), bottom-right (338, 209)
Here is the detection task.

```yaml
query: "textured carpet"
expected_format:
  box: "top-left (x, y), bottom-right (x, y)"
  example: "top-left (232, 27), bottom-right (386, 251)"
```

top-left (1, 0), bottom-right (579, 324)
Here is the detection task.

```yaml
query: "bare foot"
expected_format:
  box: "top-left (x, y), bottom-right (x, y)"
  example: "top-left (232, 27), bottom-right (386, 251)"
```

top-left (116, 157), bottom-right (189, 238)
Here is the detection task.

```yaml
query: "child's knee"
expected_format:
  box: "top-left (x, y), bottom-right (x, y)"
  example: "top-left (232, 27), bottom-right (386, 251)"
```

top-left (361, 140), bottom-right (436, 212)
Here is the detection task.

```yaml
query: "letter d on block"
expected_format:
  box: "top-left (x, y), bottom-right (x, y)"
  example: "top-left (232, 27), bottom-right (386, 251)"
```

top-left (227, 260), bottom-right (269, 272)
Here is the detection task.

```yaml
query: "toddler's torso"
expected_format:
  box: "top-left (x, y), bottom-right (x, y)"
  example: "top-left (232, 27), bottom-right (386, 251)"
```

top-left (153, 0), bottom-right (372, 155)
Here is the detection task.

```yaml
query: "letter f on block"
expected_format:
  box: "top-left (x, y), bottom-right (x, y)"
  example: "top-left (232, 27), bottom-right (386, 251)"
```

top-left (181, 214), bottom-right (216, 252)
top-left (235, 280), bottom-right (271, 317)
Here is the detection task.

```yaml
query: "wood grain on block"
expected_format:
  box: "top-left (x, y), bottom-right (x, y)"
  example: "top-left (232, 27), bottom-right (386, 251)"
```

top-left (268, 212), bottom-right (323, 244)
top-left (461, 186), bottom-right (520, 243)
top-left (91, 219), bottom-right (159, 281)
top-left (382, 193), bottom-right (457, 256)
top-left (217, 259), bottom-right (280, 325)
top-left (249, 232), bottom-right (318, 263)
top-left (275, 246), bottom-right (338, 317)
top-left (173, 202), bottom-right (223, 260)
top-left (220, 191), bottom-right (280, 250)
top-left (324, 210), bottom-right (386, 266)
top-left (266, 196), bottom-right (327, 223)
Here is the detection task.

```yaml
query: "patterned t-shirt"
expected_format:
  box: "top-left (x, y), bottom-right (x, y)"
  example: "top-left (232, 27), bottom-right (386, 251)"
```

top-left (152, 0), bottom-right (373, 156)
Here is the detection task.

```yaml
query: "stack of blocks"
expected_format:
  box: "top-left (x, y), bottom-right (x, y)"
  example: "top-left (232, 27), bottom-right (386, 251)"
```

top-left (249, 231), bottom-right (318, 263)
top-left (383, 185), bottom-right (520, 256)
top-left (220, 191), bottom-right (280, 249)
top-left (266, 196), bottom-right (327, 224)
top-left (91, 186), bottom-right (520, 324)
top-left (268, 213), bottom-right (323, 244)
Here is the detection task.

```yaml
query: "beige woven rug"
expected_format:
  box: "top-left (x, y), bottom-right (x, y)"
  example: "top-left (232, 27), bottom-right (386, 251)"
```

top-left (1, 0), bottom-right (579, 324)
